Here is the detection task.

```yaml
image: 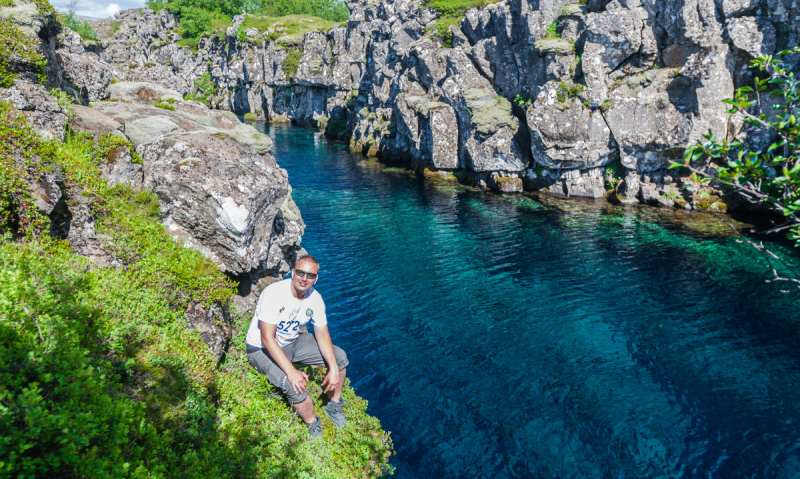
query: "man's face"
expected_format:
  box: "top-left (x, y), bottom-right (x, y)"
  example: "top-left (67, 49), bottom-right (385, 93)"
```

top-left (292, 260), bottom-right (319, 295)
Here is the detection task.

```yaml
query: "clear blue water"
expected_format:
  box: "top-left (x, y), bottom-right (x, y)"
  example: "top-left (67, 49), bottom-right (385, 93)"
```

top-left (258, 123), bottom-right (800, 478)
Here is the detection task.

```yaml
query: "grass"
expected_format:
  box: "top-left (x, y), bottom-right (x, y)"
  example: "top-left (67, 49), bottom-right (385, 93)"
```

top-left (545, 20), bottom-right (559, 39)
top-left (282, 47), bottom-right (303, 78)
top-left (185, 72), bottom-right (217, 106)
top-left (242, 14), bottom-right (344, 37)
top-left (424, 0), bottom-right (501, 44)
top-left (176, 36), bottom-right (200, 52)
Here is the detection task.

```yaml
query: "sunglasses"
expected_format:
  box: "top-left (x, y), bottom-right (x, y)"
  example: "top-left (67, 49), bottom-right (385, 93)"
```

top-left (294, 269), bottom-right (318, 280)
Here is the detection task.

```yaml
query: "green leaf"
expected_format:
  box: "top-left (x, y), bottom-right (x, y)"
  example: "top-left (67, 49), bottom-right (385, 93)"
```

top-left (768, 142), bottom-right (784, 152)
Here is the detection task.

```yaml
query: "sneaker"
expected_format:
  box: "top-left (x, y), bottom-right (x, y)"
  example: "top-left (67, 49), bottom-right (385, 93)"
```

top-left (307, 416), bottom-right (322, 439)
top-left (324, 400), bottom-right (347, 428)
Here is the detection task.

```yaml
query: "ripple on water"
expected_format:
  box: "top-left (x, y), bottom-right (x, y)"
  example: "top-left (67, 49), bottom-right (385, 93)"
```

top-left (257, 123), bottom-right (800, 479)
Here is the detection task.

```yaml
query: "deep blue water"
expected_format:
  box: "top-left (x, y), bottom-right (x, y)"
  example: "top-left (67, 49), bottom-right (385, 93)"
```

top-left (258, 123), bottom-right (800, 478)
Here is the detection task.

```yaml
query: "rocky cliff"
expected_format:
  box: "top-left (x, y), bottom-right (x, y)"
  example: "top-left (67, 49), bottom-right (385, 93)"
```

top-left (54, 0), bottom-right (797, 208)
top-left (1, 3), bottom-right (308, 279)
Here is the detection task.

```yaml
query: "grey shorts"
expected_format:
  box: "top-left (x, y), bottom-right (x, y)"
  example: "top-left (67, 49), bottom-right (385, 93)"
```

top-left (246, 332), bottom-right (349, 404)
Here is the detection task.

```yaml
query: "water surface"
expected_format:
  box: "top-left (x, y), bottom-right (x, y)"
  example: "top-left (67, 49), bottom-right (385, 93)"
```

top-left (258, 123), bottom-right (800, 479)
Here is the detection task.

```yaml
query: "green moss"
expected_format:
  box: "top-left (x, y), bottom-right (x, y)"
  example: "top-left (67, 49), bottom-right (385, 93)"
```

top-left (154, 101), bottom-right (176, 110)
top-left (243, 112), bottom-right (257, 120)
top-left (281, 47), bottom-right (303, 78)
top-left (545, 20), bottom-right (558, 39)
top-left (415, 101), bottom-right (447, 116)
top-left (0, 18), bottom-right (47, 86)
top-left (463, 88), bottom-right (516, 137)
top-left (176, 36), bottom-right (200, 52)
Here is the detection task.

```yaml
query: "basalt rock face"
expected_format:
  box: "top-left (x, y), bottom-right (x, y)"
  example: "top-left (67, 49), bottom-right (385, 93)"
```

top-left (68, 0), bottom-right (799, 209)
top-left (86, 87), bottom-right (300, 278)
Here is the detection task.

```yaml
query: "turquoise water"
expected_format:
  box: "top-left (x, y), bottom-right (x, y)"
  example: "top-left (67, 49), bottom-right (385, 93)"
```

top-left (259, 123), bottom-right (800, 478)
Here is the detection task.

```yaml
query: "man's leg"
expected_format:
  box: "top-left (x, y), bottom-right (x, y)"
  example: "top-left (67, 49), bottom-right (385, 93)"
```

top-left (329, 367), bottom-right (346, 402)
top-left (247, 346), bottom-right (317, 423)
top-left (292, 396), bottom-right (316, 423)
top-left (289, 333), bottom-right (350, 427)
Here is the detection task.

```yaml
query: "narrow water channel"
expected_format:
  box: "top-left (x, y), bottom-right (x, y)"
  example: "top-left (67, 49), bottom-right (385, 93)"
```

top-left (257, 123), bottom-right (800, 478)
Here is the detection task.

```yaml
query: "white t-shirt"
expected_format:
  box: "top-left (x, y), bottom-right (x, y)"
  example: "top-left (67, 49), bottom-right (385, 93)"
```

top-left (245, 279), bottom-right (328, 348)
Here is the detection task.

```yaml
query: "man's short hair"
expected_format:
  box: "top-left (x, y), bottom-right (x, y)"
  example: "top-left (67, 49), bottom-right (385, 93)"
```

top-left (296, 255), bottom-right (319, 268)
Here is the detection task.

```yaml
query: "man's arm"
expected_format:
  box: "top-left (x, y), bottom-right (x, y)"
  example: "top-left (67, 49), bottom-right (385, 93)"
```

top-left (260, 323), bottom-right (308, 394)
top-left (314, 325), bottom-right (341, 394)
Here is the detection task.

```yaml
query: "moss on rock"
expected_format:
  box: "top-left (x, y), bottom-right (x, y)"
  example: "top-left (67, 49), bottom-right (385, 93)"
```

top-left (463, 88), bottom-right (517, 138)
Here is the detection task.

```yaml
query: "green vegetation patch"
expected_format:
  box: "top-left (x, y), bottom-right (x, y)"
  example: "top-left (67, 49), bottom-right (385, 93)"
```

top-left (61, 1), bottom-right (98, 40)
top-left (0, 99), bottom-right (393, 477)
top-left (243, 13), bottom-right (345, 37)
top-left (281, 46), bottom-right (303, 78)
top-left (146, 0), bottom-right (348, 43)
top-left (253, 0), bottom-right (349, 22)
top-left (0, 18), bottom-right (46, 86)
top-left (424, 0), bottom-right (501, 46)
top-left (154, 98), bottom-right (177, 110)
top-left (184, 72), bottom-right (217, 106)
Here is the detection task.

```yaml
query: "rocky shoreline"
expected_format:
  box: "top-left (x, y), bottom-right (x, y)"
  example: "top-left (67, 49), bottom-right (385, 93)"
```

top-left (46, 0), bottom-right (796, 215)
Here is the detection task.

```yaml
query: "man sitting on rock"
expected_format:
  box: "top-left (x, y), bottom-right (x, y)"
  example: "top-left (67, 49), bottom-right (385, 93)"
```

top-left (245, 255), bottom-right (349, 438)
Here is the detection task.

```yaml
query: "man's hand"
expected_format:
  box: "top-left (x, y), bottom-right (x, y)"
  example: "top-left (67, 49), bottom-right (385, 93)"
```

top-left (287, 368), bottom-right (309, 394)
top-left (321, 368), bottom-right (340, 394)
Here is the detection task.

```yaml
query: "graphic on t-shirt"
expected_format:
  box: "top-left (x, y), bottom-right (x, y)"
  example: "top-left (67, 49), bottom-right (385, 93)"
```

top-left (275, 306), bottom-right (302, 344)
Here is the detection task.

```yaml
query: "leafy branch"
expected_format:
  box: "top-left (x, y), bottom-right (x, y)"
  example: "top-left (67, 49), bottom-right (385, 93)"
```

top-left (671, 46), bottom-right (800, 242)
top-left (670, 46), bottom-right (800, 289)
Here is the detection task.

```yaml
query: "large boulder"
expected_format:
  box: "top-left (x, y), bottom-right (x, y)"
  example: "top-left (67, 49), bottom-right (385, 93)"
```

top-left (89, 82), bottom-right (297, 277)
top-left (419, 101), bottom-right (459, 169)
top-left (185, 301), bottom-right (232, 363)
top-left (462, 87), bottom-right (526, 172)
top-left (0, 1), bottom-right (49, 37)
top-left (139, 131), bottom-right (291, 275)
top-left (51, 30), bottom-right (118, 104)
top-left (93, 95), bottom-right (273, 153)
top-left (70, 104), bottom-right (124, 135)
top-left (582, 2), bottom-right (645, 106)
top-left (526, 82), bottom-right (617, 170)
top-left (603, 46), bottom-right (734, 172)
top-left (0, 82), bottom-right (66, 140)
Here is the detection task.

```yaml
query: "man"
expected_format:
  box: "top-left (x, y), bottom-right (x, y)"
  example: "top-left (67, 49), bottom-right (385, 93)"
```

top-left (245, 255), bottom-right (349, 438)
